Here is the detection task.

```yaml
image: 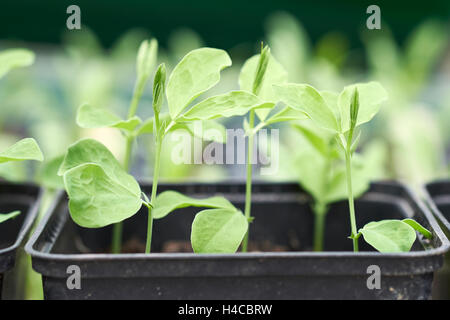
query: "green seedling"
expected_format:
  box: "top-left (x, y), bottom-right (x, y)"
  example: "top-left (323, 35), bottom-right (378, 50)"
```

top-left (291, 120), bottom-right (381, 251)
top-left (237, 43), bottom-right (308, 252)
top-left (0, 49), bottom-right (44, 223)
top-left (61, 46), bottom-right (273, 254)
top-left (275, 81), bottom-right (432, 252)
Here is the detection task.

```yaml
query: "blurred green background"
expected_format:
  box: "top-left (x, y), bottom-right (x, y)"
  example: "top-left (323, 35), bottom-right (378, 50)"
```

top-left (0, 0), bottom-right (449, 300)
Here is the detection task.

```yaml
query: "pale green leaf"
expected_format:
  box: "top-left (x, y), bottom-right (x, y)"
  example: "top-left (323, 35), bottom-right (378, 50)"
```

top-left (0, 211), bottom-right (21, 223)
top-left (402, 219), bottom-right (432, 239)
top-left (191, 208), bottom-right (248, 253)
top-left (274, 84), bottom-right (339, 132)
top-left (0, 138), bottom-right (44, 164)
top-left (239, 53), bottom-right (288, 120)
top-left (0, 49), bottom-right (34, 79)
top-left (77, 103), bottom-right (142, 131)
top-left (172, 120), bottom-right (227, 144)
top-left (181, 91), bottom-right (267, 120)
top-left (58, 138), bottom-right (140, 197)
top-left (338, 82), bottom-right (387, 132)
top-left (167, 48), bottom-right (231, 119)
top-left (64, 163), bottom-right (142, 228)
top-left (136, 39), bottom-right (158, 81)
top-left (152, 190), bottom-right (235, 219)
top-left (360, 220), bottom-right (416, 252)
top-left (37, 155), bottom-right (65, 190)
top-left (265, 107), bottom-right (308, 125)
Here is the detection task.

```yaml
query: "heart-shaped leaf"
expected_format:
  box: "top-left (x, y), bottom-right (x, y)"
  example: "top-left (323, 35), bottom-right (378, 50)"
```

top-left (0, 138), bottom-right (44, 164)
top-left (0, 211), bottom-right (21, 223)
top-left (359, 220), bottom-right (417, 252)
top-left (63, 163), bottom-right (142, 228)
top-left (167, 48), bottom-right (231, 119)
top-left (153, 190), bottom-right (235, 219)
top-left (191, 208), bottom-right (248, 253)
top-left (58, 139), bottom-right (140, 195)
top-left (0, 49), bottom-right (35, 79)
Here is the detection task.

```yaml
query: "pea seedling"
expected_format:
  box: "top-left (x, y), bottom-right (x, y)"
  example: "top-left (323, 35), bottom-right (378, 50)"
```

top-left (0, 48), bottom-right (44, 223)
top-left (236, 44), bottom-right (308, 251)
top-left (275, 82), bottom-right (432, 252)
top-left (60, 45), bottom-right (272, 253)
top-left (291, 119), bottom-right (377, 251)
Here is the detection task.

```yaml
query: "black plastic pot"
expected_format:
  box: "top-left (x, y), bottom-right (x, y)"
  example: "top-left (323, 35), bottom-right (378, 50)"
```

top-left (424, 180), bottom-right (450, 300)
top-left (0, 182), bottom-right (41, 299)
top-left (26, 181), bottom-right (449, 300)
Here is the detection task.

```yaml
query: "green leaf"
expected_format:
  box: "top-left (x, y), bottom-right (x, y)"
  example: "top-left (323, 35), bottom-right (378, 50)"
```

top-left (402, 219), bottom-right (432, 239)
top-left (274, 84), bottom-right (339, 132)
top-left (181, 91), bottom-right (266, 120)
top-left (167, 48), bottom-right (231, 119)
top-left (63, 163), bottom-right (142, 228)
top-left (239, 53), bottom-right (288, 120)
top-left (37, 155), bottom-right (65, 190)
top-left (0, 211), bottom-right (21, 223)
top-left (77, 103), bottom-right (142, 132)
top-left (359, 220), bottom-right (417, 252)
top-left (152, 190), bottom-right (235, 219)
top-left (58, 139), bottom-right (140, 198)
top-left (0, 49), bottom-right (34, 79)
top-left (265, 107), bottom-right (308, 125)
top-left (338, 82), bottom-right (387, 132)
top-left (136, 113), bottom-right (171, 136)
top-left (152, 63), bottom-right (166, 115)
top-left (0, 138), bottom-right (44, 164)
top-left (136, 39), bottom-right (158, 82)
top-left (191, 208), bottom-right (248, 253)
top-left (292, 122), bottom-right (331, 157)
top-left (172, 120), bottom-right (227, 144)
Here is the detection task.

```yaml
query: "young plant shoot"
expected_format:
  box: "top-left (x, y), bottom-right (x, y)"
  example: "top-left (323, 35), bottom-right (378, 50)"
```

top-left (237, 44), bottom-right (308, 252)
top-left (275, 82), bottom-right (432, 252)
top-left (75, 39), bottom-right (158, 253)
top-left (292, 120), bottom-right (377, 251)
top-left (0, 48), bottom-right (44, 223)
top-left (61, 46), bottom-right (273, 254)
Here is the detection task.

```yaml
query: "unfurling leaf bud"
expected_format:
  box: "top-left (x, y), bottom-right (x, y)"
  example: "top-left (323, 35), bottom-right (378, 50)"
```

top-left (252, 43), bottom-right (270, 96)
top-left (152, 63), bottom-right (166, 115)
top-left (349, 87), bottom-right (359, 132)
top-left (137, 39), bottom-right (158, 81)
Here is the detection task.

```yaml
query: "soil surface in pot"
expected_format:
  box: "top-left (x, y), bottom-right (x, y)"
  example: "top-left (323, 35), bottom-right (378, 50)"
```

top-left (52, 190), bottom-right (425, 254)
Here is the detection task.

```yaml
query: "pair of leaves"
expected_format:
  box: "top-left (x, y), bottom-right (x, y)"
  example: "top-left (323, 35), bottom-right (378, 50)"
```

top-left (152, 190), bottom-right (247, 253)
top-left (359, 219), bottom-right (432, 253)
top-left (60, 139), bottom-right (247, 253)
top-left (274, 82), bottom-right (388, 133)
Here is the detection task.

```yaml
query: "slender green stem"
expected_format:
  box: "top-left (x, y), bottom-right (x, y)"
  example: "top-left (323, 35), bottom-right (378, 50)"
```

top-left (127, 77), bottom-right (146, 119)
top-left (241, 110), bottom-right (255, 252)
top-left (111, 224), bottom-right (123, 254)
top-left (313, 202), bottom-right (327, 252)
top-left (111, 76), bottom-right (144, 253)
top-left (145, 137), bottom-right (162, 253)
top-left (345, 149), bottom-right (358, 252)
